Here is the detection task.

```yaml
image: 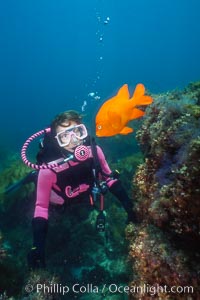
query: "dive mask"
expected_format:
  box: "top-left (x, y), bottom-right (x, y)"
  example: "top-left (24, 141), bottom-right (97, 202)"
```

top-left (55, 124), bottom-right (88, 147)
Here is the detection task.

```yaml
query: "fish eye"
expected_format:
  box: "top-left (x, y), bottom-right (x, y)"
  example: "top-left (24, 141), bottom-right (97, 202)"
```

top-left (97, 125), bottom-right (102, 130)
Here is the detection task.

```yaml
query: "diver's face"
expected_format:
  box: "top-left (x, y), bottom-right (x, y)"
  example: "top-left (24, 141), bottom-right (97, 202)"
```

top-left (56, 121), bottom-right (83, 152)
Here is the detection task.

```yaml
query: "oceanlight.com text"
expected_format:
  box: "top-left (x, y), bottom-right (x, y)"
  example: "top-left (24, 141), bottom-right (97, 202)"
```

top-left (24, 282), bottom-right (194, 297)
top-left (108, 283), bottom-right (194, 296)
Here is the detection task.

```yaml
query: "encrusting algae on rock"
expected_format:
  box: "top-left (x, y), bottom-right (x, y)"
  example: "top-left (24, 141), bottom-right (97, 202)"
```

top-left (126, 81), bottom-right (200, 299)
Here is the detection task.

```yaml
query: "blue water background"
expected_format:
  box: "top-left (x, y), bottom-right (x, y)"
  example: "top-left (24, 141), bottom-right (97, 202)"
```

top-left (0, 0), bottom-right (200, 152)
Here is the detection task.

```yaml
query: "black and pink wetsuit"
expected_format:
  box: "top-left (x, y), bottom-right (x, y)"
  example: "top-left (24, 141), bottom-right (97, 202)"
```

top-left (34, 145), bottom-right (117, 220)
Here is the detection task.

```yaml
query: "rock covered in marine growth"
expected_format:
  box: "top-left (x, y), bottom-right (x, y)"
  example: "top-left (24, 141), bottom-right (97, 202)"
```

top-left (127, 81), bottom-right (200, 299)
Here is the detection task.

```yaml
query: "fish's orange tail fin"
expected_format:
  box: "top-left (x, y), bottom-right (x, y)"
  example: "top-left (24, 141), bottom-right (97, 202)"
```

top-left (130, 108), bottom-right (145, 120)
top-left (132, 83), bottom-right (153, 106)
top-left (133, 83), bottom-right (145, 98)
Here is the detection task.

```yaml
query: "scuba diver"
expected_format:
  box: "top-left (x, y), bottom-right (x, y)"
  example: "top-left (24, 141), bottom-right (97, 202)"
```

top-left (22, 110), bottom-right (136, 269)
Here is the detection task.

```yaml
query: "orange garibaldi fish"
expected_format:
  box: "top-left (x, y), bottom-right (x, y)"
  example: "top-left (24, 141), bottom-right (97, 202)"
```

top-left (95, 83), bottom-right (153, 137)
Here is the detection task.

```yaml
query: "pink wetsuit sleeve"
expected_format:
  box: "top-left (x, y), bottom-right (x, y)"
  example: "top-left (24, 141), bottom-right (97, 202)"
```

top-left (96, 145), bottom-right (118, 188)
top-left (34, 169), bottom-right (57, 219)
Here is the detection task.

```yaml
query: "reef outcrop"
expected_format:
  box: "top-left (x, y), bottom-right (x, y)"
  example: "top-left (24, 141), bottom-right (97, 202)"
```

top-left (127, 81), bottom-right (200, 299)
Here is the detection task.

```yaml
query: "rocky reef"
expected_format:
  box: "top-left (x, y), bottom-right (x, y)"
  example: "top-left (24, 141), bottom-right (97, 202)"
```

top-left (126, 81), bottom-right (200, 299)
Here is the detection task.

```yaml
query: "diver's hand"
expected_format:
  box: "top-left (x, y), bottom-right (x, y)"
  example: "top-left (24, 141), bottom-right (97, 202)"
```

top-left (27, 247), bottom-right (45, 270)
